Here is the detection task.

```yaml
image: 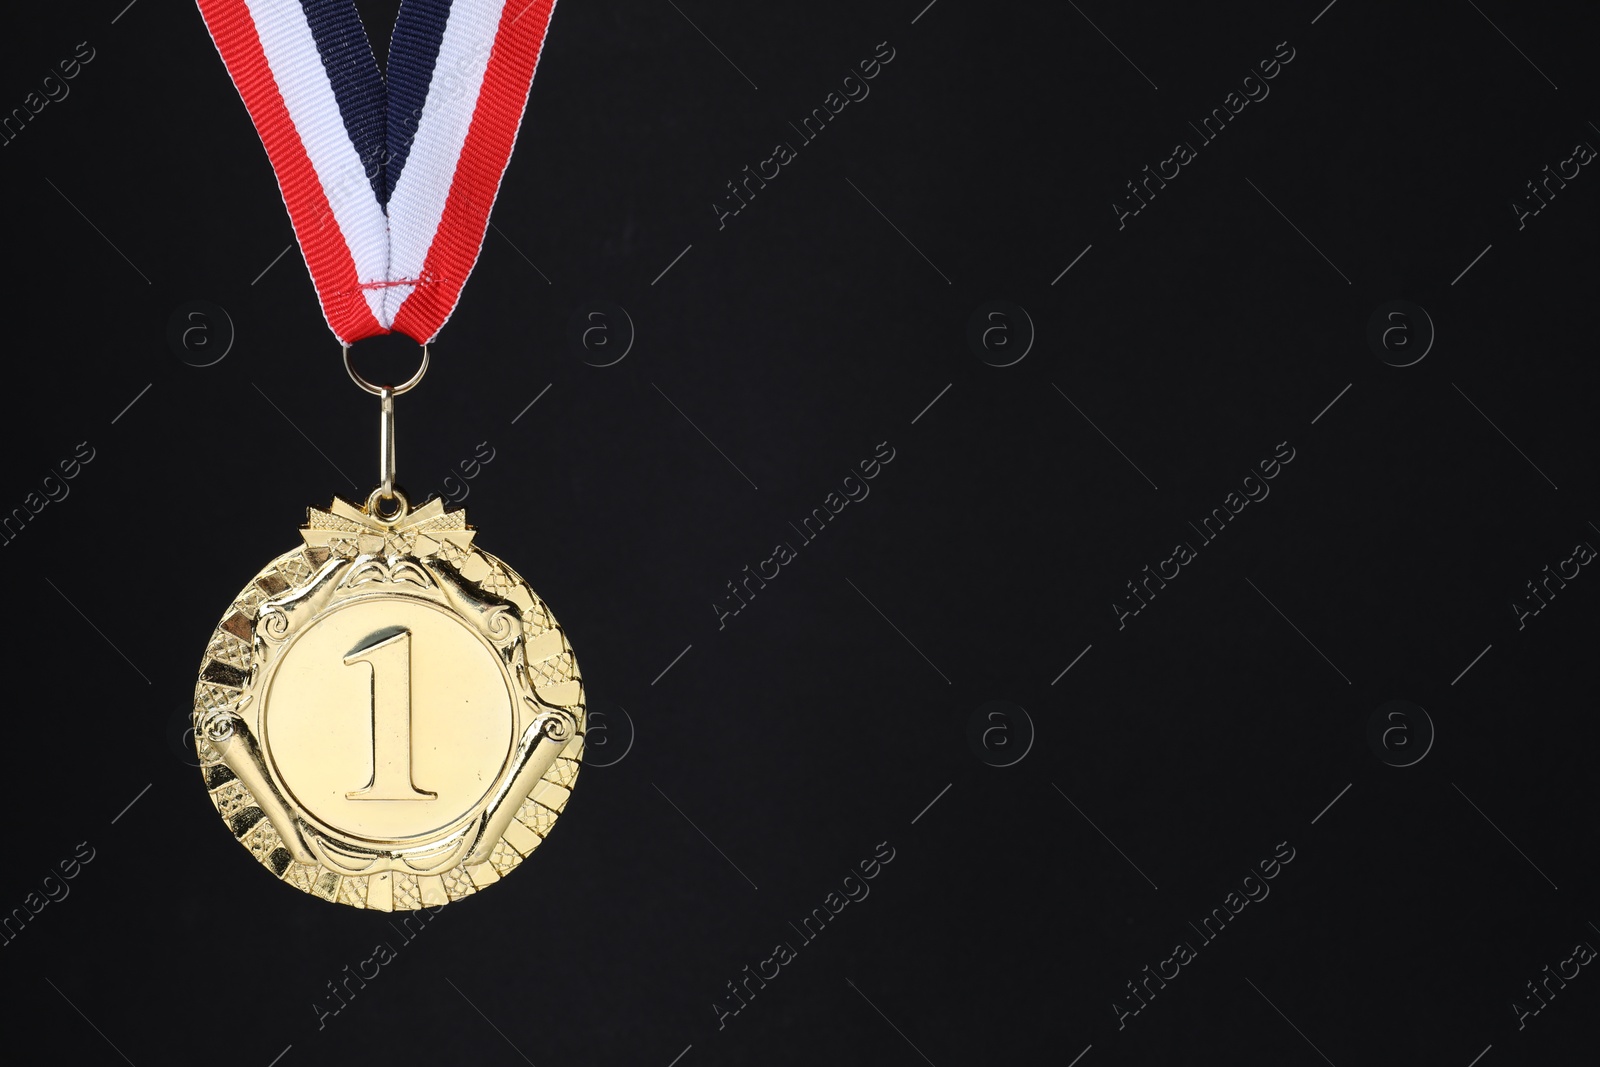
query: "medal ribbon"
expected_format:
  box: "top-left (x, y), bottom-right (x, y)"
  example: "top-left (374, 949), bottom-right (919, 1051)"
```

top-left (196, 0), bottom-right (557, 344)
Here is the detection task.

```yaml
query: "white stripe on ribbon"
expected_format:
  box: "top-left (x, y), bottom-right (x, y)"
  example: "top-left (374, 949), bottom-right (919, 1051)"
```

top-left (245, 0), bottom-right (390, 326)
top-left (383, 0), bottom-right (506, 326)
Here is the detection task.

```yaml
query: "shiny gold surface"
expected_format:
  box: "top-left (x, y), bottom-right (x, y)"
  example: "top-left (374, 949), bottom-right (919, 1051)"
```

top-left (192, 493), bottom-right (584, 909)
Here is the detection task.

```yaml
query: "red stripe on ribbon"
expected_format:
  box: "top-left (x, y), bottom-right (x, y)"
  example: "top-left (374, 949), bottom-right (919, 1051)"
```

top-left (198, 0), bottom-right (383, 342)
top-left (393, 0), bottom-right (556, 342)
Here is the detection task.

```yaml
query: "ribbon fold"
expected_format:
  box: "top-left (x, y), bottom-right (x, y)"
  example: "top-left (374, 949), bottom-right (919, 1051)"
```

top-left (197, 0), bottom-right (558, 344)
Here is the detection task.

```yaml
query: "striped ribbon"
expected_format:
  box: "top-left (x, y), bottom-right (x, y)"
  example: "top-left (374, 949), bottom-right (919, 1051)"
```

top-left (197, 0), bottom-right (558, 344)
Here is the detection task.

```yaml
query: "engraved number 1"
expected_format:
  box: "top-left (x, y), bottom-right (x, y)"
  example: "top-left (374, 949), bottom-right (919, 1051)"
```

top-left (345, 629), bottom-right (436, 801)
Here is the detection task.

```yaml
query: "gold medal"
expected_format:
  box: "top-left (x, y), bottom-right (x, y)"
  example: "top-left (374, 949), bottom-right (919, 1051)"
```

top-left (191, 358), bottom-right (584, 909)
top-left (192, 0), bottom-right (576, 907)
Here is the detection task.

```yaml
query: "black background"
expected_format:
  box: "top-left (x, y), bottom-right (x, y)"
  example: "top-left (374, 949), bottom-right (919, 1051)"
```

top-left (1, 1), bottom-right (1597, 1064)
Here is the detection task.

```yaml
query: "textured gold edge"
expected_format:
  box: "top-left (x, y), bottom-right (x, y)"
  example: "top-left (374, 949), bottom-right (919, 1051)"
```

top-left (194, 536), bottom-right (584, 910)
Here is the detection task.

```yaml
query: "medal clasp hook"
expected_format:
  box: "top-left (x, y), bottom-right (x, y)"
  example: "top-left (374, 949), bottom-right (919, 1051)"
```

top-left (344, 344), bottom-right (428, 521)
top-left (379, 385), bottom-right (398, 503)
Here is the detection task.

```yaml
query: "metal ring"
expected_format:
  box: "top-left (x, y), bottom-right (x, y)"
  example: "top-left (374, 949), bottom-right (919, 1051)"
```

top-left (343, 343), bottom-right (429, 396)
top-left (365, 486), bottom-right (410, 522)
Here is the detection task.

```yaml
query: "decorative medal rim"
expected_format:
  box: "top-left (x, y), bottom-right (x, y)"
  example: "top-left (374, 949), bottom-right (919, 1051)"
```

top-left (191, 494), bottom-right (584, 911)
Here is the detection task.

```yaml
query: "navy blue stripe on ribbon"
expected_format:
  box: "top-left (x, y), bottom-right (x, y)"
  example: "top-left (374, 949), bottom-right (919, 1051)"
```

top-left (299, 0), bottom-right (387, 203)
top-left (384, 0), bottom-right (454, 203)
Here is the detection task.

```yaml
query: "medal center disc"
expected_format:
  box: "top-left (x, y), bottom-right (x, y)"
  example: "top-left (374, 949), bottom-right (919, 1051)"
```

top-left (260, 595), bottom-right (516, 843)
